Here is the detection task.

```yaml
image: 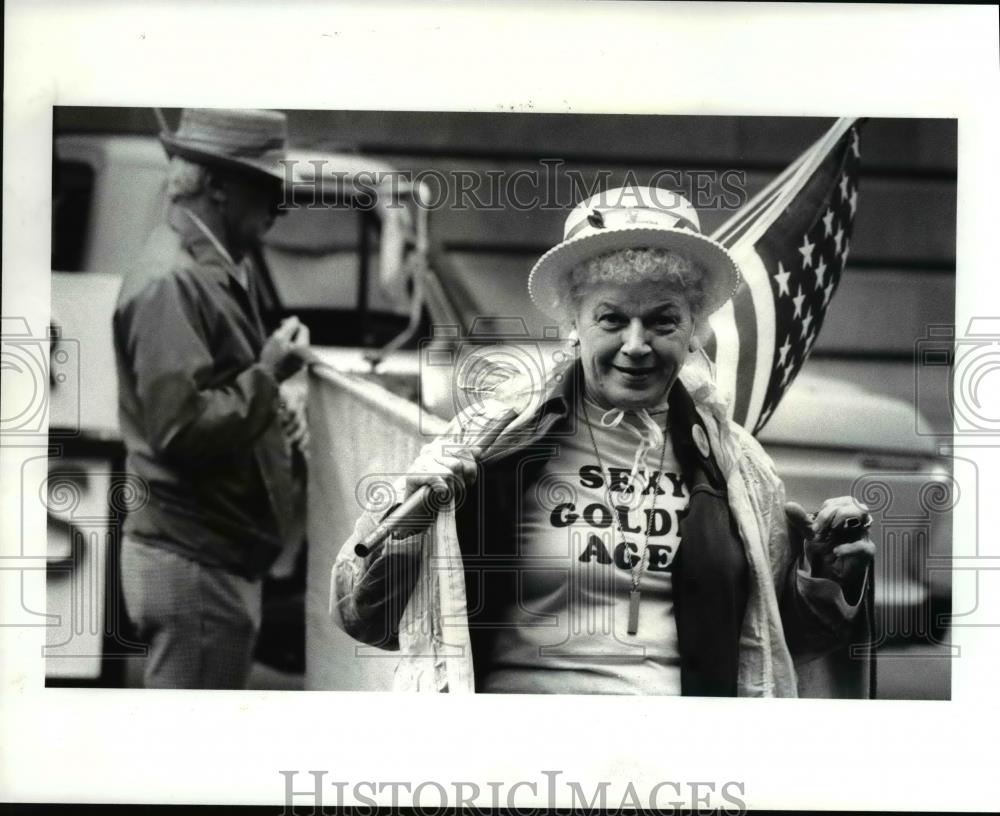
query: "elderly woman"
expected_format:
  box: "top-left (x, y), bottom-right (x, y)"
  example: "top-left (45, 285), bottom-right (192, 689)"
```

top-left (332, 186), bottom-right (874, 697)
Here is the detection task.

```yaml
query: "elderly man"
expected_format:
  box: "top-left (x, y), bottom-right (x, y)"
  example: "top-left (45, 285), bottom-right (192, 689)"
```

top-left (113, 108), bottom-right (310, 689)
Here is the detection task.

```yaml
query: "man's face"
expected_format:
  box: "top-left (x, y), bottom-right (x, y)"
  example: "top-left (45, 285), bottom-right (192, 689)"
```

top-left (218, 172), bottom-right (285, 250)
top-left (574, 279), bottom-right (696, 410)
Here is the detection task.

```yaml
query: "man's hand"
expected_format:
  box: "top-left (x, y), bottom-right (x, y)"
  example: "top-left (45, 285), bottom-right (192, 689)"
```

top-left (261, 317), bottom-right (310, 382)
top-left (785, 497), bottom-right (875, 604)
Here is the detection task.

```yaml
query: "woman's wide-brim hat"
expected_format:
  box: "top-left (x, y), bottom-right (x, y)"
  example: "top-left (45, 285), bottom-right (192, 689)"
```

top-left (159, 108), bottom-right (291, 185)
top-left (528, 185), bottom-right (741, 322)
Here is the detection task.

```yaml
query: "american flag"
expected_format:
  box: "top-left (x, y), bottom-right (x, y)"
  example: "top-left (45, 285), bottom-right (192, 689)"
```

top-left (704, 118), bottom-right (863, 434)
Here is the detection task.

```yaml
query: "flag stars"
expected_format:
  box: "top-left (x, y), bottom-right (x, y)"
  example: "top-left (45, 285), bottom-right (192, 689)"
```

top-left (756, 401), bottom-right (778, 434)
top-left (804, 329), bottom-right (820, 360)
top-left (801, 307), bottom-right (814, 338)
top-left (839, 174), bottom-right (851, 201)
top-left (778, 337), bottom-right (792, 367)
top-left (798, 235), bottom-right (816, 270)
top-left (774, 261), bottom-right (791, 297)
top-left (822, 279), bottom-right (836, 307)
top-left (822, 208), bottom-right (835, 237)
top-left (842, 238), bottom-right (851, 263)
top-left (757, 127), bottom-right (862, 434)
top-left (814, 258), bottom-right (828, 289)
top-left (833, 225), bottom-right (844, 254)
top-left (792, 286), bottom-right (805, 319)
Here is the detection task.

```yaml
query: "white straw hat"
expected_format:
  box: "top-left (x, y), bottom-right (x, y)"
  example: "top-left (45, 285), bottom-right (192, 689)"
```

top-left (528, 185), bottom-right (741, 322)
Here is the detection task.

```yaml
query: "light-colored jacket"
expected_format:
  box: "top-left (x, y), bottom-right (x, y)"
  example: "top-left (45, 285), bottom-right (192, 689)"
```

top-left (330, 362), bottom-right (869, 696)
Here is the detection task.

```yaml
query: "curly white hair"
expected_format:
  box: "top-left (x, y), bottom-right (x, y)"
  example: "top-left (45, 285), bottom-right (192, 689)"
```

top-left (165, 156), bottom-right (210, 202)
top-left (559, 247), bottom-right (707, 320)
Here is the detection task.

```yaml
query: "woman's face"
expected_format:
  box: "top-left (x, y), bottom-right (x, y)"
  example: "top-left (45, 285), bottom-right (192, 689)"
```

top-left (574, 278), bottom-right (696, 410)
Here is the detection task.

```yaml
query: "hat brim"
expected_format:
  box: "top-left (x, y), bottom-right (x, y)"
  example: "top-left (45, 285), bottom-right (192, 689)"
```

top-left (528, 226), bottom-right (741, 323)
top-left (159, 133), bottom-right (292, 186)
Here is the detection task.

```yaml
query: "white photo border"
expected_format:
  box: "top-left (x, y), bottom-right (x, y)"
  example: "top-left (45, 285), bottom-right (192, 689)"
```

top-left (3, 1), bottom-right (999, 810)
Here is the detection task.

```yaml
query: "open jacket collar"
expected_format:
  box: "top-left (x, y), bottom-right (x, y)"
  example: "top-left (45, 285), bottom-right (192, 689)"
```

top-left (477, 356), bottom-right (735, 480)
top-left (169, 204), bottom-right (250, 292)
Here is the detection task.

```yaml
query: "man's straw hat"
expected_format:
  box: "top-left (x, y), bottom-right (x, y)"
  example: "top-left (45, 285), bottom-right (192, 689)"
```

top-left (159, 108), bottom-right (291, 185)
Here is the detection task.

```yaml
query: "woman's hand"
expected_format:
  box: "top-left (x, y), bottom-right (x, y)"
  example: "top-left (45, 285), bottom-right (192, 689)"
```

top-left (785, 497), bottom-right (876, 603)
top-left (403, 445), bottom-right (479, 502)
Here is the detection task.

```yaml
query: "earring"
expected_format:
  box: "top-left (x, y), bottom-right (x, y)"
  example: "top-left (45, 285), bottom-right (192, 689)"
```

top-left (567, 329), bottom-right (580, 345)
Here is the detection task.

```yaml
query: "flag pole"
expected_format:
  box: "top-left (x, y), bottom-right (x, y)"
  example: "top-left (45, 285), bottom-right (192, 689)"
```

top-left (352, 338), bottom-right (580, 556)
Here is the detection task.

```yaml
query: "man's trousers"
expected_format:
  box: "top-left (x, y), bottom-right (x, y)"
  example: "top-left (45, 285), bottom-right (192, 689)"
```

top-left (121, 536), bottom-right (263, 689)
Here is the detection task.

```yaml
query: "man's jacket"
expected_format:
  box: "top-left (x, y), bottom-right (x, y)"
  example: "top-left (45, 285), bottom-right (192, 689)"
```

top-left (113, 211), bottom-right (298, 578)
top-left (331, 358), bottom-right (872, 696)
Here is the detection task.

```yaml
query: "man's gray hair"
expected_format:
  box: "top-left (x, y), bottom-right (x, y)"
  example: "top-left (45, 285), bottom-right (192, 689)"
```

top-left (563, 247), bottom-right (707, 320)
top-left (165, 156), bottom-right (209, 202)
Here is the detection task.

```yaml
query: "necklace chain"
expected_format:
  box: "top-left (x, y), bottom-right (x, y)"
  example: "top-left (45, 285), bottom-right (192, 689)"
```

top-left (581, 404), bottom-right (670, 593)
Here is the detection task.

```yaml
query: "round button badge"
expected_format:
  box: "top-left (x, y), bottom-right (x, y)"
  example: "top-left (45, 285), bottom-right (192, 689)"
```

top-left (691, 424), bottom-right (711, 458)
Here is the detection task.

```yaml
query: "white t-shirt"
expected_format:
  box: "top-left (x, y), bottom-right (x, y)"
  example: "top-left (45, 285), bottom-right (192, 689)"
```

top-left (481, 399), bottom-right (691, 694)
